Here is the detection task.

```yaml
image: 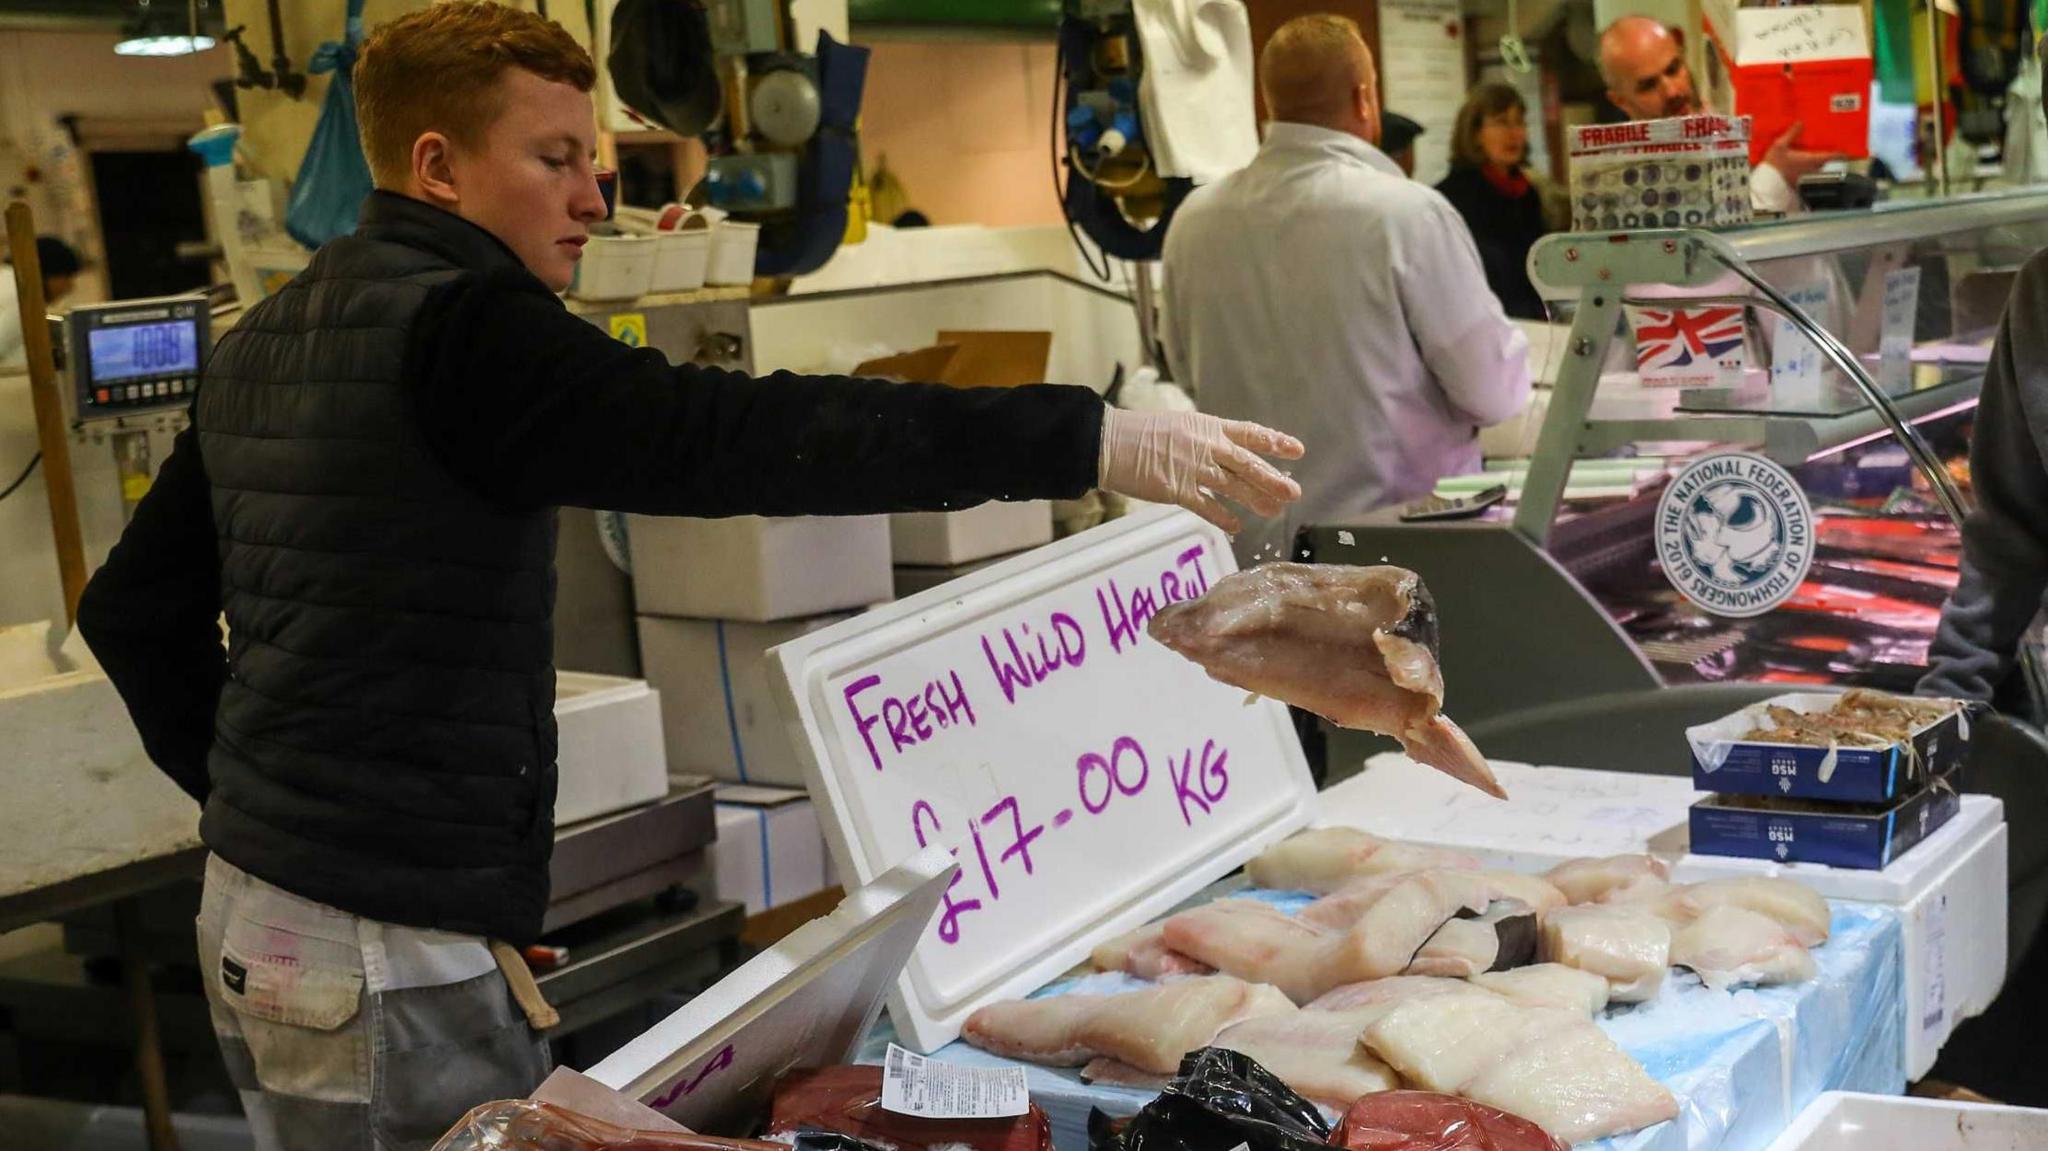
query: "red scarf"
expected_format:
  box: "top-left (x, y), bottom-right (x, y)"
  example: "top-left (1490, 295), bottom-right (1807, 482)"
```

top-left (1481, 163), bottom-right (1531, 200)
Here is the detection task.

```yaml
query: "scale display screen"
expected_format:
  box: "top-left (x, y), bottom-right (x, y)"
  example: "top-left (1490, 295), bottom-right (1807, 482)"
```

top-left (67, 295), bottom-right (209, 419)
top-left (88, 321), bottom-right (198, 382)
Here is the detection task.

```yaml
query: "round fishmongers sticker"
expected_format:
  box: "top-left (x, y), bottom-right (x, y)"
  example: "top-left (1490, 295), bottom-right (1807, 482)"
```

top-left (1655, 452), bottom-right (1814, 619)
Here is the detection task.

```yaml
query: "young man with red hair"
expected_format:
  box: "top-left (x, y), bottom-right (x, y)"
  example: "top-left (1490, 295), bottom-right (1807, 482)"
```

top-left (76, 4), bottom-right (1302, 1145)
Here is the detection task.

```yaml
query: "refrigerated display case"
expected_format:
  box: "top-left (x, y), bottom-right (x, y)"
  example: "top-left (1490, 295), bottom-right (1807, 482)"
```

top-left (1302, 190), bottom-right (2048, 737)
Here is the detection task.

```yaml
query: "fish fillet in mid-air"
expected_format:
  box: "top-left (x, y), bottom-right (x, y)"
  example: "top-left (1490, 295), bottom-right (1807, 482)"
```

top-left (1146, 564), bottom-right (1506, 799)
top-left (1656, 877), bottom-right (1832, 947)
top-left (960, 975), bottom-right (1294, 1074)
top-left (1541, 905), bottom-right (1673, 1003)
top-left (1671, 905), bottom-right (1818, 990)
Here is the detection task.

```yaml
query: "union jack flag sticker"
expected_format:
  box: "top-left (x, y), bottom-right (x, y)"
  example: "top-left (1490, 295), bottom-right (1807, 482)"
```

top-left (1627, 304), bottom-right (1748, 385)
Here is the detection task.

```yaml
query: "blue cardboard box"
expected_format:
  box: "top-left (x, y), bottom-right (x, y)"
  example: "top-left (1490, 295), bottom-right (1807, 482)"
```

top-left (1689, 766), bottom-right (1962, 870)
top-left (1687, 692), bottom-right (1972, 803)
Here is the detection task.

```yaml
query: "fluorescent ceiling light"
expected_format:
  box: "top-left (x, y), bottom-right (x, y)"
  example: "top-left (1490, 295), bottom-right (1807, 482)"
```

top-left (115, 33), bottom-right (216, 56)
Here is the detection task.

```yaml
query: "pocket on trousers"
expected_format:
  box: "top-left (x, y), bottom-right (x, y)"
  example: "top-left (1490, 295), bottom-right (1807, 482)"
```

top-left (217, 911), bottom-right (370, 1103)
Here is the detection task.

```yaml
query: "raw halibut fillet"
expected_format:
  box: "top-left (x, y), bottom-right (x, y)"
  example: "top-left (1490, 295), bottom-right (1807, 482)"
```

top-left (1364, 995), bottom-right (1576, 1093)
top-left (1298, 873), bottom-right (1414, 931)
top-left (1541, 905), bottom-right (1673, 1003)
top-left (1546, 854), bottom-right (1671, 905)
top-left (1247, 828), bottom-right (1389, 892)
top-left (1213, 1010), bottom-right (1402, 1108)
top-left (1461, 1015), bottom-right (1680, 1144)
top-left (1092, 923), bottom-right (1212, 979)
top-left (960, 975), bottom-right (1295, 1073)
top-left (1164, 873), bottom-right (1492, 1002)
top-left (1403, 900), bottom-right (1538, 978)
top-left (1671, 906), bottom-right (1817, 990)
top-left (1246, 829), bottom-right (1480, 897)
top-left (1470, 964), bottom-right (1612, 1016)
top-left (1307, 975), bottom-right (1490, 1015)
top-left (1145, 564), bottom-right (1506, 799)
top-left (1159, 900), bottom-right (1333, 1003)
top-left (1657, 877), bottom-right (1832, 946)
top-left (1475, 871), bottom-right (1569, 918)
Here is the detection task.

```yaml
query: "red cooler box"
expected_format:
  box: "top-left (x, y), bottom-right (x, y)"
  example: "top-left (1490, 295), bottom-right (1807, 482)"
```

top-left (1705, 0), bottom-right (1872, 165)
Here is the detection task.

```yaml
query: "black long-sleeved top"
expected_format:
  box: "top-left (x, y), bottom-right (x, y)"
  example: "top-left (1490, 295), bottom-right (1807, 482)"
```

top-left (1435, 163), bottom-right (1551, 322)
top-left (79, 202), bottom-right (1105, 806)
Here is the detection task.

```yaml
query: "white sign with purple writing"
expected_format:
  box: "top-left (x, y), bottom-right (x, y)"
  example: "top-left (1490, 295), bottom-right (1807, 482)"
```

top-left (769, 508), bottom-right (1318, 1052)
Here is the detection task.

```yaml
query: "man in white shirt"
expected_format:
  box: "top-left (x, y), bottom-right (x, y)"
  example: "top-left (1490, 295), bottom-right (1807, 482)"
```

top-left (0, 236), bottom-right (81, 369)
top-left (1597, 16), bottom-right (1839, 214)
top-left (1160, 14), bottom-right (1532, 566)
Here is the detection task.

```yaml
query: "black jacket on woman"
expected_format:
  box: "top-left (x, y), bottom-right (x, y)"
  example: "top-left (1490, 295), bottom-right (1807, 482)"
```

top-left (1436, 163), bottom-right (1550, 321)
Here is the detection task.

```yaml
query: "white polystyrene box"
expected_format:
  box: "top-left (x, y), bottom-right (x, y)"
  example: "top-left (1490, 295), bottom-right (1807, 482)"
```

top-left (635, 613), bottom-right (855, 786)
top-left (1317, 756), bottom-right (2008, 1080)
top-left (553, 671), bottom-right (669, 825)
top-left (712, 791), bottom-right (833, 915)
top-left (627, 514), bottom-right (893, 623)
top-left (890, 501), bottom-right (1054, 567)
top-left (1763, 1092), bottom-right (2048, 1151)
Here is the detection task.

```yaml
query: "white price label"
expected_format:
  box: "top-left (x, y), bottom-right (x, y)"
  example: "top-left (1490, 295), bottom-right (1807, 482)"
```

top-left (1771, 282), bottom-right (1833, 399)
top-left (1921, 893), bottom-right (1948, 1036)
top-left (1880, 266), bottom-right (1922, 394)
top-left (880, 1043), bottom-right (1031, 1119)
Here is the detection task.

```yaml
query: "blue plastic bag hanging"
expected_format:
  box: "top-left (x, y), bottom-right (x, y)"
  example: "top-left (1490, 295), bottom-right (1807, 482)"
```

top-left (285, 0), bottom-right (372, 250)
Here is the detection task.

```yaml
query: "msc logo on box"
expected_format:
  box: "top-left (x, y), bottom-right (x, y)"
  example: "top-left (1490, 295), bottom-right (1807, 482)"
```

top-left (1831, 93), bottom-right (1862, 113)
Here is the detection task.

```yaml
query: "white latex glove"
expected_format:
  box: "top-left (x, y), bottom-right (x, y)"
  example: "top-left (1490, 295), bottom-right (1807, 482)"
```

top-left (1098, 407), bottom-right (1305, 534)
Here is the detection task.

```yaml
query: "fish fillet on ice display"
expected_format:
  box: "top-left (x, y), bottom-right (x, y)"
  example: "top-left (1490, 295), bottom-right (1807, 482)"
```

top-left (1162, 872), bottom-right (1494, 1002)
top-left (1469, 963), bottom-right (1613, 1016)
top-left (1146, 564), bottom-right (1506, 799)
top-left (1211, 1010), bottom-right (1403, 1108)
top-left (1656, 877), bottom-right (1832, 947)
top-left (1540, 905), bottom-right (1673, 1003)
top-left (1364, 993), bottom-right (1571, 1094)
top-left (1460, 1014), bottom-right (1681, 1143)
top-left (1545, 854), bottom-right (1672, 906)
top-left (960, 976), bottom-right (1295, 1074)
top-left (1670, 906), bottom-right (1817, 990)
top-left (1403, 901), bottom-right (1539, 978)
top-left (1091, 923), bottom-right (1213, 979)
top-left (1474, 871), bottom-right (1570, 919)
top-left (1350, 984), bottom-right (1676, 1142)
top-left (1245, 828), bottom-right (1388, 892)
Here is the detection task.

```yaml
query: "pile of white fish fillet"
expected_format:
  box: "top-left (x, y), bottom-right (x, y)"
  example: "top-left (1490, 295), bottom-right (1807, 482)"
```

top-left (961, 828), bottom-right (1834, 1146)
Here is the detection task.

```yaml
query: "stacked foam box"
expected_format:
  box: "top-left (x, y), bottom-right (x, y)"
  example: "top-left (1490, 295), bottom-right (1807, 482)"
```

top-left (628, 515), bottom-right (889, 914)
top-left (1569, 114), bottom-right (1752, 233)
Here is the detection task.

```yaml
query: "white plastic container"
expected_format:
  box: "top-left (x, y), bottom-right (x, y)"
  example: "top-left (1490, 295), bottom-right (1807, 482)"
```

top-left (707, 220), bottom-right (761, 285)
top-left (1763, 1091), bottom-right (2048, 1151)
top-left (890, 501), bottom-right (1054, 566)
top-left (626, 514), bottom-right (893, 622)
top-left (553, 671), bottom-right (668, 825)
top-left (650, 230), bottom-right (711, 294)
top-left (572, 233), bottom-right (657, 301)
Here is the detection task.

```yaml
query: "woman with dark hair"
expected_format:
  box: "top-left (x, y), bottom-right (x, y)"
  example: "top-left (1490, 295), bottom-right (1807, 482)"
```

top-left (1436, 82), bottom-right (1550, 320)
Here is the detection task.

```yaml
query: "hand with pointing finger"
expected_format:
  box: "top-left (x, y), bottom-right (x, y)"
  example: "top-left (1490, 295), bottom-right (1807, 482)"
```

top-left (1763, 121), bottom-right (1843, 187)
top-left (1097, 407), bottom-right (1306, 535)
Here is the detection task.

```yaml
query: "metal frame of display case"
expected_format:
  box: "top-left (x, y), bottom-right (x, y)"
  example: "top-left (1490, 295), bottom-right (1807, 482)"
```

top-left (1508, 192), bottom-right (2048, 546)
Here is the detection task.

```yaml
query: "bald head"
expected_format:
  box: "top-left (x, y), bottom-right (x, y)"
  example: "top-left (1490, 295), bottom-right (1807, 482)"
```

top-left (1261, 14), bottom-right (1381, 144)
top-left (1599, 15), bottom-right (1699, 121)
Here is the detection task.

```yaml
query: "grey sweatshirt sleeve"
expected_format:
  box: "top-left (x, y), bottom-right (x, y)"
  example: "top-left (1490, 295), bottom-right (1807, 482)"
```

top-left (1919, 255), bottom-right (2048, 702)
